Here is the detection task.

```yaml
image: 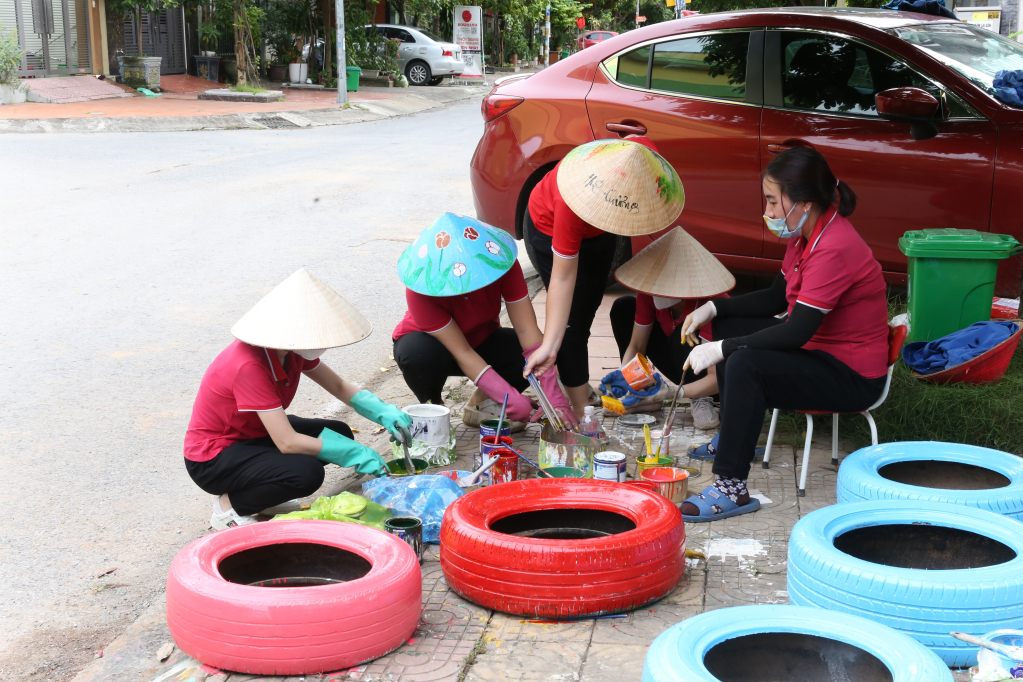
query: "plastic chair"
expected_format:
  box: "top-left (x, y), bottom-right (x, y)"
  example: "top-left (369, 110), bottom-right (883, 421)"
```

top-left (762, 324), bottom-right (908, 497)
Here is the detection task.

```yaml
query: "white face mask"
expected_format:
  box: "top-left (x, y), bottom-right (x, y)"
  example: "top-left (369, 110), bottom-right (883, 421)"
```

top-left (295, 349), bottom-right (327, 361)
top-left (653, 296), bottom-right (682, 310)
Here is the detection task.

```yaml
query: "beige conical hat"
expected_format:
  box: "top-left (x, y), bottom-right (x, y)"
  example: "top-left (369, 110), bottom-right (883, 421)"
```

top-left (556, 139), bottom-right (685, 236)
top-left (614, 227), bottom-right (735, 298)
top-left (231, 268), bottom-right (372, 349)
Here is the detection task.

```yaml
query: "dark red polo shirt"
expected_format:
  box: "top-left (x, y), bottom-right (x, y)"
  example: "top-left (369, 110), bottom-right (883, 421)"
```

top-left (634, 292), bottom-right (726, 341)
top-left (528, 137), bottom-right (660, 258)
top-left (184, 340), bottom-right (321, 462)
top-left (782, 207), bottom-right (888, 379)
top-left (393, 260), bottom-right (530, 348)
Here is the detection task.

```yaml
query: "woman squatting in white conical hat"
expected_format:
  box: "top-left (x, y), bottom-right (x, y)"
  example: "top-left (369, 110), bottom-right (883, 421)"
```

top-left (183, 268), bottom-right (412, 530)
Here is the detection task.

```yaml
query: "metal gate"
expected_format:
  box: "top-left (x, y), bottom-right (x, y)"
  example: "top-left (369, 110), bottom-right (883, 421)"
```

top-left (2, 0), bottom-right (91, 76)
top-left (123, 7), bottom-right (185, 74)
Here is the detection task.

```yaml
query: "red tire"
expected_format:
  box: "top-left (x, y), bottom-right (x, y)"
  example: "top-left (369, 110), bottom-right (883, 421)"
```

top-left (166, 520), bottom-right (421, 675)
top-left (440, 478), bottom-right (685, 617)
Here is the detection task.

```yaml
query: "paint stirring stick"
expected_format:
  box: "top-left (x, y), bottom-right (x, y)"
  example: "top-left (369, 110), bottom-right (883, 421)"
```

top-left (496, 393), bottom-right (509, 444)
top-left (643, 424), bottom-right (657, 464)
top-left (657, 356), bottom-right (691, 458)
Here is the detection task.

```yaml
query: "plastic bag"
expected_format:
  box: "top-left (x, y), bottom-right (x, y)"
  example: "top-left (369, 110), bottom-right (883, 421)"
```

top-left (970, 649), bottom-right (1015, 681)
top-left (272, 492), bottom-right (392, 531)
top-left (391, 424), bottom-right (457, 467)
top-left (362, 474), bottom-right (464, 543)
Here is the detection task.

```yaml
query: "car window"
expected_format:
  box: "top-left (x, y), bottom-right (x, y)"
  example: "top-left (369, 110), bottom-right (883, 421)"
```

top-left (650, 33), bottom-right (748, 101)
top-left (587, 32), bottom-right (599, 40)
top-left (416, 28), bottom-right (445, 42)
top-left (615, 46), bottom-right (651, 88)
top-left (893, 23), bottom-right (1023, 96)
top-left (781, 31), bottom-right (967, 117)
top-left (602, 33), bottom-right (613, 40)
top-left (385, 28), bottom-right (415, 43)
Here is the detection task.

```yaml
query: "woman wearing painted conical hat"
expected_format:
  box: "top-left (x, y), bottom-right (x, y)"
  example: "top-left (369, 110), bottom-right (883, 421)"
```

top-left (522, 137), bottom-right (685, 418)
top-left (183, 269), bottom-right (412, 531)
top-left (393, 213), bottom-right (575, 428)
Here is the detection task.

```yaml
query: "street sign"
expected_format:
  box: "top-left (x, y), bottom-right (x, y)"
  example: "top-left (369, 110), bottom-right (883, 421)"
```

top-left (576, 16), bottom-right (585, 28)
top-left (636, 15), bottom-right (647, 21)
top-left (454, 6), bottom-right (484, 80)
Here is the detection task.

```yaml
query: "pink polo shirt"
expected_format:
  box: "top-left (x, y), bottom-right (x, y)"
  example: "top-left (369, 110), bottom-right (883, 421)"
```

top-left (782, 207), bottom-right (888, 379)
top-left (183, 340), bottom-right (321, 462)
top-left (634, 293), bottom-right (727, 340)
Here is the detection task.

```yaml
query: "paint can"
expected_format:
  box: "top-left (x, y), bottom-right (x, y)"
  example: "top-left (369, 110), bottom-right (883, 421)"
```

top-left (593, 451), bottom-right (627, 482)
top-left (620, 353), bottom-right (656, 391)
top-left (640, 467), bottom-right (690, 505)
top-left (636, 455), bottom-right (673, 478)
top-left (488, 447), bottom-right (520, 485)
top-left (539, 422), bottom-right (602, 478)
top-left (476, 435), bottom-right (514, 487)
top-left (384, 516), bottom-right (423, 564)
top-left (479, 418), bottom-right (512, 449)
top-left (404, 404), bottom-right (451, 445)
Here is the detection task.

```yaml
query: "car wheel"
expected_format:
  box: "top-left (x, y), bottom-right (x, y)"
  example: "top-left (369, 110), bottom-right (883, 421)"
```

top-left (788, 500), bottom-right (1023, 667)
top-left (406, 61), bottom-right (431, 86)
top-left (440, 478), bottom-right (685, 617)
top-left (428, 76), bottom-right (444, 86)
top-left (643, 604), bottom-right (952, 682)
top-left (836, 441), bottom-right (1023, 520)
top-left (166, 520), bottom-right (422, 675)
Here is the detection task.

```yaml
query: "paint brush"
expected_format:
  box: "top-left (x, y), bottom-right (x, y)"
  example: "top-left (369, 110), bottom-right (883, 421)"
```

top-left (504, 445), bottom-right (554, 478)
top-left (496, 393), bottom-right (508, 443)
top-left (950, 632), bottom-right (1023, 662)
top-left (643, 424), bottom-right (657, 464)
top-left (656, 356), bottom-right (691, 457)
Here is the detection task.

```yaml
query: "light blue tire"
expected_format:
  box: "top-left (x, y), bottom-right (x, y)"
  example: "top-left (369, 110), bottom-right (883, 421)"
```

top-left (789, 500), bottom-right (1023, 667)
top-left (641, 604), bottom-right (951, 682)
top-left (837, 441), bottom-right (1023, 519)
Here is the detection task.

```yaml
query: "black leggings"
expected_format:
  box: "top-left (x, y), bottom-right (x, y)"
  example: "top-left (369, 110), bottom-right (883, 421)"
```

top-left (711, 316), bottom-right (886, 480)
top-left (609, 295), bottom-right (705, 386)
top-left (525, 210), bottom-right (618, 387)
top-left (185, 415), bottom-right (351, 516)
top-left (392, 327), bottom-right (529, 405)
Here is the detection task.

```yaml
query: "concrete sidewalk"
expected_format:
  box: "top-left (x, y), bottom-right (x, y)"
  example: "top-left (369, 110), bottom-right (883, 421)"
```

top-left (0, 75), bottom-right (486, 133)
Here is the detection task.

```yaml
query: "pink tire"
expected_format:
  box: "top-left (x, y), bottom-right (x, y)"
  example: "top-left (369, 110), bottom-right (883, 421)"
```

top-left (166, 520), bottom-right (421, 675)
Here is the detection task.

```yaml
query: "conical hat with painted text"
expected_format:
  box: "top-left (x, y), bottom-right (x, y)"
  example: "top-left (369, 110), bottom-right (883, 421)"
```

top-left (231, 268), bottom-right (372, 349)
top-left (614, 227), bottom-right (735, 298)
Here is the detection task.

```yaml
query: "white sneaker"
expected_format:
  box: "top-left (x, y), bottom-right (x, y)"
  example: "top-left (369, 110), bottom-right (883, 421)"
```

top-left (210, 498), bottom-right (259, 531)
top-left (691, 397), bottom-right (720, 431)
top-left (259, 499), bottom-right (303, 516)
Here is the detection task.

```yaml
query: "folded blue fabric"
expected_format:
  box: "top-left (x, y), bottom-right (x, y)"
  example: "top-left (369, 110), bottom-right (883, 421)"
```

top-left (994, 70), bottom-right (1023, 108)
top-left (881, 0), bottom-right (956, 18)
top-left (599, 369), bottom-right (663, 407)
top-left (902, 321), bottom-right (1019, 374)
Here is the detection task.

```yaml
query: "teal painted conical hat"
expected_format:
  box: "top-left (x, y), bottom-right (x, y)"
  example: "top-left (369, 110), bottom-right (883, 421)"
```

top-left (398, 213), bottom-right (518, 297)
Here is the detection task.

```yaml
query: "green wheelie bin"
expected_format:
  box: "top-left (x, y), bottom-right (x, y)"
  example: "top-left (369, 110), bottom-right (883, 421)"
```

top-left (899, 228), bottom-right (1022, 343)
top-left (346, 66), bottom-right (361, 92)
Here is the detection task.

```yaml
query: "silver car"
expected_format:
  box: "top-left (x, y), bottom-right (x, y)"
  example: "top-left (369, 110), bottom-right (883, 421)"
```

top-left (367, 24), bottom-right (465, 86)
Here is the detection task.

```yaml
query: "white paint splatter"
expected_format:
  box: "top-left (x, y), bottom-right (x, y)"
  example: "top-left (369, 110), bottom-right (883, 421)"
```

top-left (703, 539), bottom-right (766, 560)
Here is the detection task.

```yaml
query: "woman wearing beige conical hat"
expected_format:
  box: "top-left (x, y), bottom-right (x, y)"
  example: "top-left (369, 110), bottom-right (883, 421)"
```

top-left (183, 268), bottom-right (412, 531)
top-left (605, 228), bottom-right (733, 429)
top-left (522, 136), bottom-right (685, 417)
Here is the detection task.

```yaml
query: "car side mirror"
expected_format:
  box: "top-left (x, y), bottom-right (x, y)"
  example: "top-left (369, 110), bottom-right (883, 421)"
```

top-left (876, 87), bottom-right (941, 141)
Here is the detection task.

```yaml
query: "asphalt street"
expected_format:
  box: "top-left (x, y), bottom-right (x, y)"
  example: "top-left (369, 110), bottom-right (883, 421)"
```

top-left (0, 98), bottom-right (484, 681)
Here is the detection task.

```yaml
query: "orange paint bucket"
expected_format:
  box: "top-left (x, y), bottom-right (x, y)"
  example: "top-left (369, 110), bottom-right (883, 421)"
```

top-left (621, 353), bottom-right (656, 391)
top-left (641, 467), bottom-right (690, 505)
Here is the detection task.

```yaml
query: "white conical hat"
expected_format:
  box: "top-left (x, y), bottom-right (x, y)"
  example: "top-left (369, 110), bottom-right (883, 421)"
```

top-left (556, 139), bottom-right (685, 236)
top-left (231, 269), bottom-right (372, 349)
top-left (615, 227), bottom-right (735, 298)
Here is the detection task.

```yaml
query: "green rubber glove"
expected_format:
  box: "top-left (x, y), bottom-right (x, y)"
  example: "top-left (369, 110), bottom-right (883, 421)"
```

top-left (316, 428), bottom-right (388, 476)
top-left (349, 390), bottom-right (413, 441)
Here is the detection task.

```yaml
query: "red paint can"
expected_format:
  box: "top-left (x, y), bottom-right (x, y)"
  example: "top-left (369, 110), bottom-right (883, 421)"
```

top-left (488, 447), bottom-right (520, 485)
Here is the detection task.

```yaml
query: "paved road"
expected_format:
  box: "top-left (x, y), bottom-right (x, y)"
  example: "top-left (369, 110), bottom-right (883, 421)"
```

top-left (0, 98), bottom-right (483, 681)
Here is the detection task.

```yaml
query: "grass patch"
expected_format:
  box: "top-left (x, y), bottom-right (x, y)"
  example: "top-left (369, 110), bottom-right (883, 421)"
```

top-left (230, 82), bottom-right (269, 94)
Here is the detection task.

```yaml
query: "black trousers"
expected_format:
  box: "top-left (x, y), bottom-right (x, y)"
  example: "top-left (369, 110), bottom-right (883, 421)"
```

top-left (525, 210), bottom-right (618, 387)
top-left (711, 316), bottom-right (887, 480)
top-left (185, 415), bottom-right (352, 516)
top-left (393, 327), bottom-right (529, 406)
top-left (609, 295), bottom-right (705, 386)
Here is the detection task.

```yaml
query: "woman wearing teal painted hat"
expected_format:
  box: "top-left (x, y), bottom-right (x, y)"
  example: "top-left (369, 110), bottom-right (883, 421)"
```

top-left (393, 213), bottom-right (576, 426)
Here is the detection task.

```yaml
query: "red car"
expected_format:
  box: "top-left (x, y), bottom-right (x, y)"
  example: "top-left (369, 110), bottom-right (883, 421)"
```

top-left (472, 9), bottom-right (1023, 297)
top-left (577, 31), bottom-right (619, 50)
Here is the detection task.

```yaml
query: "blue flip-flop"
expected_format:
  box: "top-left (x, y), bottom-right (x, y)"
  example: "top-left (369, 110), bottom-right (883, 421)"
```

top-left (688, 434), bottom-right (765, 461)
top-left (680, 485), bottom-right (761, 523)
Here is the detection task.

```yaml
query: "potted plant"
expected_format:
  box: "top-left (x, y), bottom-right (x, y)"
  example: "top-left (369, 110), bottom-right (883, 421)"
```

top-left (108, 0), bottom-right (179, 90)
top-left (0, 21), bottom-right (28, 104)
top-left (193, 0), bottom-right (221, 81)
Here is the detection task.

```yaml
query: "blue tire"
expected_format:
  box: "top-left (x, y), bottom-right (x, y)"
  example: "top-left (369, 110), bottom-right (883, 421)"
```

top-left (641, 604), bottom-right (950, 682)
top-left (837, 441), bottom-right (1023, 520)
top-left (788, 500), bottom-right (1023, 667)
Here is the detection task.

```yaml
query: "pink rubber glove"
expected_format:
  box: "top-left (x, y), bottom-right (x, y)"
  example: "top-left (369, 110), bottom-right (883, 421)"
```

top-left (475, 367), bottom-right (536, 422)
top-left (522, 344), bottom-right (580, 427)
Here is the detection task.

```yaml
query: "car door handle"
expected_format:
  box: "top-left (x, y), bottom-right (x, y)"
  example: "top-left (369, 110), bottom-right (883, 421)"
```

top-left (606, 122), bottom-right (647, 136)
top-left (767, 143), bottom-right (794, 154)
